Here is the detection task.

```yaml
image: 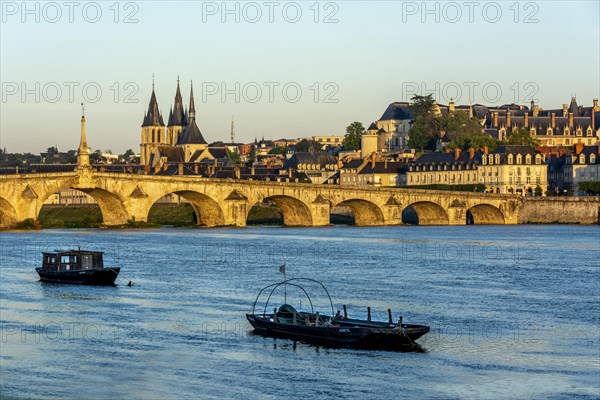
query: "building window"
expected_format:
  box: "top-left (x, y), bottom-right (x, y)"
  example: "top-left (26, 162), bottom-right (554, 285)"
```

top-left (516, 154), bottom-right (522, 164)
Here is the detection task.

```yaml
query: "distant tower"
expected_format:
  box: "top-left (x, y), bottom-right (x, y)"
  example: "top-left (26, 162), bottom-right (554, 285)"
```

top-left (167, 76), bottom-right (187, 146)
top-left (77, 103), bottom-right (91, 170)
top-left (361, 123), bottom-right (379, 158)
top-left (230, 116), bottom-right (235, 143)
top-left (140, 76), bottom-right (166, 165)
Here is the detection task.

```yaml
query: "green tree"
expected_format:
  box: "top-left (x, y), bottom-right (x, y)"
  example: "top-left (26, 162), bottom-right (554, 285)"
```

top-left (502, 128), bottom-right (541, 148)
top-left (229, 151), bottom-right (241, 164)
top-left (534, 185), bottom-right (543, 196)
top-left (268, 146), bottom-right (286, 155)
top-left (408, 94), bottom-right (438, 151)
top-left (122, 149), bottom-right (135, 159)
top-left (294, 139), bottom-right (322, 152)
top-left (578, 181), bottom-right (600, 195)
top-left (343, 121), bottom-right (365, 151)
top-left (447, 133), bottom-right (499, 151)
top-left (439, 111), bottom-right (483, 138)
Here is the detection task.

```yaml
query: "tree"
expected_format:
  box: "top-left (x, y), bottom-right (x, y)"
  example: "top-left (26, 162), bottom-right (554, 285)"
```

top-left (408, 94), bottom-right (439, 151)
top-left (229, 151), bottom-right (241, 164)
top-left (122, 149), bottom-right (135, 159)
top-left (502, 128), bottom-right (541, 148)
top-left (439, 111), bottom-right (483, 138)
top-left (268, 146), bottom-right (286, 155)
top-left (294, 139), bottom-right (322, 152)
top-left (578, 181), bottom-right (600, 195)
top-left (447, 133), bottom-right (499, 151)
top-left (534, 185), bottom-right (543, 197)
top-left (343, 121), bottom-right (364, 151)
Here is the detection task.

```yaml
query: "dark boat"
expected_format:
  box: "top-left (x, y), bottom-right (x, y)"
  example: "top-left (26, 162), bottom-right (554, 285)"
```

top-left (246, 278), bottom-right (430, 351)
top-left (36, 249), bottom-right (120, 285)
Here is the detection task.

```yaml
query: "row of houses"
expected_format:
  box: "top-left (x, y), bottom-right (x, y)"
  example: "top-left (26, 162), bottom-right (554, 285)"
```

top-left (338, 144), bottom-right (600, 196)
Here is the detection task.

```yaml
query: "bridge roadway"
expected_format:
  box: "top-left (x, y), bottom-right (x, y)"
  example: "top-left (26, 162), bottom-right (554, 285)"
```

top-left (0, 170), bottom-right (521, 228)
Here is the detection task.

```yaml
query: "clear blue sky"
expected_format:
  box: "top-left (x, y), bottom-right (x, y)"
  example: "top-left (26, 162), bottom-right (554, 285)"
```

top-left (1, 1), bottom-right (598, 153)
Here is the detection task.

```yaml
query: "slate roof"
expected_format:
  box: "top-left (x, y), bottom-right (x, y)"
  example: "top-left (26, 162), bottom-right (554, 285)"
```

top-left (282, 152), bottom-right (337, 170)
top-left (142, 89), bottom-right (165, 127)
top-left (167, 80), bottom-right (187, 127)
top-left (379, 102), bottom-right (412, 121)
top-left (176, 118), bottom-right (207, 145)
top-left (358, 161), bottom-right (408, 174)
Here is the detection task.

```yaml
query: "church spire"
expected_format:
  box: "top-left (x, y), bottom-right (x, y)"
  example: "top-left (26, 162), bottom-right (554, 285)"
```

top-left (189, 81), bottom-right (196, 120)
top-left (168, 76), bottom-right (186, 126)
top-left (142, 79), bottom-right (165, 127)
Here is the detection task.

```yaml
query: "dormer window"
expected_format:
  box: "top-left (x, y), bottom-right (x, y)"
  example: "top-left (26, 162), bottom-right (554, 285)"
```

top-left (508, 154), bottom-right (514, 164)
top-left (547, 128), bottom-right (553, 136)
top-left (488, 154), bottom-right (494, 165)
top-left (530, 127), bottom-right (536, 135)
top-left (587, 127), bottom-right (593, 136)
top-left (535, 154), bottom-right (542, 165)
top-left (516, 154), bottom-right (522, 164)
top-left (576, 128), bottom-right (582, 137)
top-left (580, 154), bottom-right (586, 164)
top-left (591, 154), bottom-right (596, 164)
top-left (525, 154), bottom-right (532, 164)
top-left (564, 128), bottom-right (570, 136)
top-left (495, 155), bottom-right (500, 164)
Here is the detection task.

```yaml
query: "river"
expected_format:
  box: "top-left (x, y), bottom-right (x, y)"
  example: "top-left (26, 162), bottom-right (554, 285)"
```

top-left (1, 225), bottom-right (598, 399)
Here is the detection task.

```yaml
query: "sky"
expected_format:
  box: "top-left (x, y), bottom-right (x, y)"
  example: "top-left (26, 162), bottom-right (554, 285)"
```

top-left (1, 0), bottom-right (599, 153)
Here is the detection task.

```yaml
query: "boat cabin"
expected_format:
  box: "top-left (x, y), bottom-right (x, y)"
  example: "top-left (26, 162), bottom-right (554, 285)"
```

top-left (41, 250), bottom-right (104, 272)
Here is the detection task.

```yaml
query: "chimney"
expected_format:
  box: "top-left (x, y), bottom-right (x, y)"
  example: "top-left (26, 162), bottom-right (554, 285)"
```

top-left (194, 164), bottom-right (198, 174)
top-left (483, 145), bottom-right (489, 155)
top-left (454, 148), bottom-right (461, 161)
top-left (288, 167), bottom-right (293, 178)
top-left (235, 166), bottom-right (241, 179)
top-left (593, 98), bottom-right (600, 111)
top-left (449, 98), bottom-right (455, 112)
top-left (493, 112), bottom-right (498, 127)
top-left (562, 104), bottom-right (568, 117)
top-left (469, 147), bottom-right (475, 159)
top-left (523, 113), bottom-right (529, 127)
top-left (384, 158), bottom-right (388, 169)
top-left (506, 111), bottom-right (511, 127)
top-left (551, 113), bottom-right (556, 128)
top-left (569, 112), bottom-right (574, 127)
top-left (533, 105), bottom-right (539, 117)
top-left (371, 153), bottom-right (376, 168)
top-left (178, 163), bottom-right (183, 175)
top-left (251, 166), bottom-right (255, 175)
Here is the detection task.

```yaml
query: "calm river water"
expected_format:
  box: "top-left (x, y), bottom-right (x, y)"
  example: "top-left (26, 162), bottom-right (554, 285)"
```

top-left (0, 226), bottom-right (599, 399)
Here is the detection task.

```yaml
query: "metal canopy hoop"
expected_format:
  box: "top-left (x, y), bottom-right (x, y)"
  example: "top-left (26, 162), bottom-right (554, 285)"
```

top-left (250, 278), bottom-right (335, 317)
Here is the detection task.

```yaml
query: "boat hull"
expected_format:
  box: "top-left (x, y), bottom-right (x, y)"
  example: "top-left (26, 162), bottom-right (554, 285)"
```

top-left (35, 267), bottom-right (120, 286)
top-left (246, 314), bottom-right (429, 350)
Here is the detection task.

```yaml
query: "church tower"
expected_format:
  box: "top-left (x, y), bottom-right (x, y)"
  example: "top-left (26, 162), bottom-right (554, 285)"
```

top-left (140, 79), bottom-right (166, 165)
top-left (176, 82), bottom-right (208, 161)
top-left (167, 77), bottom-right (187, 146)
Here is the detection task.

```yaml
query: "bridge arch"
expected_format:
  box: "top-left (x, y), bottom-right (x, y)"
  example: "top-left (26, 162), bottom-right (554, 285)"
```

top-left (402, 201), bottom-right (449, 225)
top-left (0, 197), bottom-right (18, 228)
top-left (249, 195), bottom-right (312, 226)
top-left (149, 191), bottom-right (225, 227)
top-left (332, 199), bottom-right (384, 226)
top-left (466, 204), bottom-right (505, 225)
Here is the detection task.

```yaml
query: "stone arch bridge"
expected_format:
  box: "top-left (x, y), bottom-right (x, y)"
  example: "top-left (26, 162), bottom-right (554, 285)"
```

top-left (0, 171), bottom-right (521, 228)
